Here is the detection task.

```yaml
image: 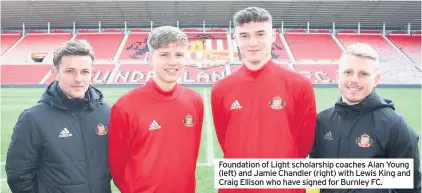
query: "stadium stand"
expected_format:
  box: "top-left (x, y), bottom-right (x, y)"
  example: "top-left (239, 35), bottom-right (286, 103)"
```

top-left (387, 33), bottom-right (421, 66)
top-left (336, 30), bottom-right (411, 65)
top-left (1, 31), bottom-right (21, 55)
top-left (292, 63), bottom-right (338, 84)
top-left (75, 29), bottom-right (124, 62)
top-left (336, 30), bottom-right (421, 84)
top-left (1, 28), bottom-right (420, 85)
top-left (183, 29), bottom-right (230, 67)
top-left (284, 29), bottom-right (342, 63)
top-left (2, 30), bottom-right (73, 64)
top-left (1, 64), bottom-right (51, 84)
top-left (119, 29), bottom-right (150, 62)
top-left (272, 32), bottom-right (291, 63)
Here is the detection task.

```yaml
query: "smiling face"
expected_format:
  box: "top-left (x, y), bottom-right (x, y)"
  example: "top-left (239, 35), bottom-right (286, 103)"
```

top-left (234, 21), bottom-right (276, 70)
top-left (148, 43), bottom-right (187, 86)
top-left (146, 26), bottom-right (188, 91)
top-left (338, 44), bottom-right (380, 105)
top-left (56, 55), bottom-right (93, 99)
top-left (233, 7), bottom-right (276, 71)
top-left (52, 39), bottom-right (95, 99)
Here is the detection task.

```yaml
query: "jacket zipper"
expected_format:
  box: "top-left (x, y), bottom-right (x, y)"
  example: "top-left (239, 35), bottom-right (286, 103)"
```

top-left (71, 112), bottom-right (92, 193)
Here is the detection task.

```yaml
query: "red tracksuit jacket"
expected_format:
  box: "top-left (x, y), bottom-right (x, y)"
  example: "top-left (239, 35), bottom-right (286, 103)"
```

top-left (211, 60), bottom-right (317, 193)
top-left (108, 80), bottom-right (204, 193)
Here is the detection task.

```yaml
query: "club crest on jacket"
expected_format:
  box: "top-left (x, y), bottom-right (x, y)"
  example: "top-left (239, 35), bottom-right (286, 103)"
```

top-left (183, 114), bottom-right (195, 127)
top-left (96, 123), bottom-right (108, 136)
top-left (356, 133), bottom-right (373, 148)
top-left (269, 96), bottom-right (285, 110)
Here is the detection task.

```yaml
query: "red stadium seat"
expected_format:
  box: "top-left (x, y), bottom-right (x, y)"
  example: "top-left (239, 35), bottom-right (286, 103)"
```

top-left (284, 33), bottom-right (342, 62)
top-left (336, 34), bottom-right (413, 66)
top-left (293, 64), bottom-right (338, 84)
top-left (119, 33), bottom-right (150, 62)
top-left (0, 64), bottom-right (51, 84)
top-left (387, 35), bottom-right (421, 65)
top-left (2, 31), bottom-right (73, 63)
top-left (75, 31), bottom-right (124, 62)
top-left (1, 33), bottom-right (21, 55)
top-left (1, 27), bottom-right (420, 85)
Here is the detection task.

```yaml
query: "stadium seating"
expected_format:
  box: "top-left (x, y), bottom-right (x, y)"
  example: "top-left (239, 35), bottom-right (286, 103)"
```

top-left (2, 31), bottom-right (73, 63)
top-left (387, 34), bottom-right (421, 66)
top-left (284, 30), bottom-right (342, 62)
top-left (119, 30), bottom-right (150, 62)
top-left (114, 63), bottom-right (153, 83)
top-left (183, 29), bottom-right (229, 65)
top-left (292, 64), bottom-right (338, 84)
top-left (1, 32), bottom-right (21, 55)
top-left (75, 30), bottom-right (124, 62)
top-left (336, 31), bottom-right (412, 65)
top-left (1, 64), bottom-right (52, 84)
top-left (273, 33), bottom-right (291, 63)
top-left (0, 28), bottom-right (420, 85)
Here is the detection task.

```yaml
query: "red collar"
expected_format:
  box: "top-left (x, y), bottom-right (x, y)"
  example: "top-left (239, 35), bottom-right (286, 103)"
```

top-left (144, 79), bottom-right (179, 100)
top-left (241, 59), bottom-right (275, 81)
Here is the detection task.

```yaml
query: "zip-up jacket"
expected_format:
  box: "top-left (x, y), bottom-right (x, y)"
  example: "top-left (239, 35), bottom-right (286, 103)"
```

top-left (310, 91), bottom-right (421, 193)
top-left (6, 81), bottom-right (112, 193)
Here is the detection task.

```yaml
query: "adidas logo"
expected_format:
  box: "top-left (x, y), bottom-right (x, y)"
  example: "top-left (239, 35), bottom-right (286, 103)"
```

top-left (324, 131), bottom-right (333, 140)
top-left (149, 120), bottom-right (161, 131)
top-left (230, 100), bottom-right (242, 110)
top-left (59, 128), bottom-right (73, 138)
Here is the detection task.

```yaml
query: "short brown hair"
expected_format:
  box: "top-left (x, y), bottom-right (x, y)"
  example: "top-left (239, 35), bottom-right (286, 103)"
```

top-left (53, 39), bottom-right (95, 69)
top-left (147, 26), bottom-right (188, 52)
top-left (233, 7), bottom-right (273, 27)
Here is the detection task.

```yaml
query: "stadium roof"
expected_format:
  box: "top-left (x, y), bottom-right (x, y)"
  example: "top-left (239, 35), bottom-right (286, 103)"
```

top-left (1, 0), bottom-right (421, 31)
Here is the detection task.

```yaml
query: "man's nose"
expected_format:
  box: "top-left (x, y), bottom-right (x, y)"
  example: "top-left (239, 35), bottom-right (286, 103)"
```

top-left (249, 36), bottom-right (258, 46)
top-left (169, 55), bottom-right (178, 65)
top-left (351, 73), bottom-right (359, 82)
top-left (75, 72), bottom-right (83, 82)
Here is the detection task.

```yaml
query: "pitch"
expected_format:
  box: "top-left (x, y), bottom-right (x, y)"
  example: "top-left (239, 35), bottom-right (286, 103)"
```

top-left (1, 86), bottom-right (420, 193)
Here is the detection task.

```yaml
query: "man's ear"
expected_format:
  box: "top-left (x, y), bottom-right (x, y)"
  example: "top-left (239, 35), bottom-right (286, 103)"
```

top-left (374, 73), bottom-right (381, 87)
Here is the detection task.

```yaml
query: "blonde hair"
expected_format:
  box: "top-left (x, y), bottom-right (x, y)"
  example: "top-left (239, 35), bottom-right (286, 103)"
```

top-left (339, 43), bottom-right (380, 73)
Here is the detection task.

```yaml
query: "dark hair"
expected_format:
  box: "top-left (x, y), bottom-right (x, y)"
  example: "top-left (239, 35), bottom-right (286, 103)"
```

top-left (233, 7), bottom-right (273, 27)
top-left (53, 39), bottom-right (95, 69)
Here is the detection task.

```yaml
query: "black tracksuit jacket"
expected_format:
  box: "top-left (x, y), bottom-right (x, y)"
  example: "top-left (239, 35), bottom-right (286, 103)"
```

top-left (6, 81), bottom-right (112, 193)
top-left (310, 91), bottom-right (421, 193)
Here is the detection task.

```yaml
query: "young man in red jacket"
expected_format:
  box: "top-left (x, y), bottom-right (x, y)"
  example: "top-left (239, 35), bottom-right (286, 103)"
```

top-left (108, 26), bottom-right (204, 193)
top-left (211, 7), bottom-right (317, 193)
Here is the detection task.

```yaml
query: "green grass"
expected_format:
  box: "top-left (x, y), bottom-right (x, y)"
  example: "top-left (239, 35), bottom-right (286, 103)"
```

top-left (1, 87), bottom-right (421, 193)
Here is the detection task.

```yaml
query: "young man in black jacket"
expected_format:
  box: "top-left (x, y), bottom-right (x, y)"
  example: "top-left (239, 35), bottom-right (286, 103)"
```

top-left (6, 40), bottom-right (112, 193)
top-left (310, 43), bottom-right (421, 193)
